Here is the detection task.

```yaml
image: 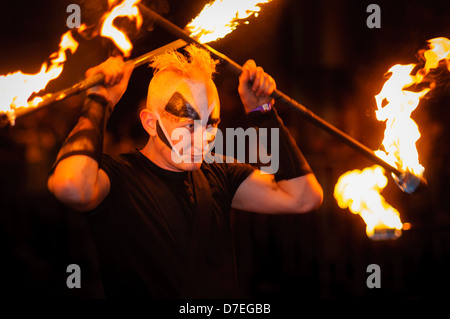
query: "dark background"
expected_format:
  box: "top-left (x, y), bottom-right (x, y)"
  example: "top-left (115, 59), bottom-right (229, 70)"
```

top-left (0, 0), bottom-right (449, 299)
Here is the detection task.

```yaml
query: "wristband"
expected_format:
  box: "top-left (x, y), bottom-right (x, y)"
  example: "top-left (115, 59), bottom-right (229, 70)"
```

top-left (247, 107), bottom-right (312, 180)
top-left (249, 102), bottom-right (273, 113)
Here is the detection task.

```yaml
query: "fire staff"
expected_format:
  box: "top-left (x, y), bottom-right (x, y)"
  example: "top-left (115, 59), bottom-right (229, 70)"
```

top-left (47, 44), bottom-right (323, 298)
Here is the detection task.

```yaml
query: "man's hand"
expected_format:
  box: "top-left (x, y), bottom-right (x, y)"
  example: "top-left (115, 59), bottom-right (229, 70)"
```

top-left (85, 55), bottom-right (134, 107)
top-left (238, 60), bottom-right (276, 113)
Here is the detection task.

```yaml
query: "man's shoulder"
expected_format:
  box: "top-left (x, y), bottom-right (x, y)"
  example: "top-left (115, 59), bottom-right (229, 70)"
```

top-left (201, 154), bottom-right (239, 172)
top-left (201, 154), bottom-right (255, 177)
top-left (101, 149), bottom-right (140, 172)
top-left (202, 153), bottom-right (244, 167)
top-left (201, 154), bottom-right (255, 198)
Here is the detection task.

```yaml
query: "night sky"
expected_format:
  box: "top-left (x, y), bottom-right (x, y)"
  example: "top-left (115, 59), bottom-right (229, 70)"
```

top-left (1, 0), bottom-right (450, 300)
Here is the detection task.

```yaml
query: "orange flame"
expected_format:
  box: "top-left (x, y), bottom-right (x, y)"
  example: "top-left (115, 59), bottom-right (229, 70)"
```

top-left (0, 30), bottom-right (79, 123)
top-left (373, 63), bottom-right (429, 176)
top-left (100, 0), bottom-right (143, 57)
top-left (421, 37), bottom-right (450, 75)
top-left (335, 166), bottom-right (403, 239)
top-left (186, 0), bottom-right (273, 43)
top-left (0, 0), bottom-right (143, 124)
top-left (334, 37), bottom-right (450, 239)
top-left (375, 38), bottom-right (450, 177)
top-left (0, 0), bottom-right (270, 124)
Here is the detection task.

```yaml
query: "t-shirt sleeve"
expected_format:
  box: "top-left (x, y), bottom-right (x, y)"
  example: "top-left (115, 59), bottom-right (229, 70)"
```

top-left (223, 162), bottom-right (255, 199)
top-left (86, 153), bottom-right (128, 217)
top-left (99, 153), bottom-right (123, 180)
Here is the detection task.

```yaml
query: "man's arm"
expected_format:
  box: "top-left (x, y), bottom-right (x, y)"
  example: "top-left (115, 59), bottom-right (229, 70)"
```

top-left (232, 171), bottom-right (322, 214)
top-left (48, 56), bottom-right (133, 212)
top-left (231, 60), bottom-right (323, 214)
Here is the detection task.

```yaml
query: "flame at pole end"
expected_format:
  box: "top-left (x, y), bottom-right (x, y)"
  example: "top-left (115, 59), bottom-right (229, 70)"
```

top-left (186, 0), bottom-right (273, 44)
top-left (100, 0), bottom-right (143, 57)
top-left (374, 37), bottom-right (450, 176)
top-left (374, 63), bottom-right (429, 177)
top-left (0, 30), bottom-right (79, 123)
top-left (0, 0), bottom-right (272, 124)
top-left (0, 0), bottom-right (143, 125)
top-left (375, 64), bottom-right (430, 176)
top-left (334, 37), bottom-right (450, 239)
top-left (334, 165), bottom-right (403, 240)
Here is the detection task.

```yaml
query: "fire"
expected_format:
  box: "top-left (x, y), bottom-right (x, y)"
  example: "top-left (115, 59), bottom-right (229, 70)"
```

top-left (334, 37), bottom-right (450, 239)
top-left (0, 30), bottom-right (79, 123)
top-left (335, 166), bottom-right (403, 240)
top-left (186, 0), bottom-right (273, 43)
top-left (0, 0), bottom-right (271, 124)
top-left (421, 37), bottom-right (450, 75)
top-left (100, 0), bottom-right (143, 57)
top-left (0, 0), bottom-right (142, 124)
top-left (373, 63), bottom-right (429, 176)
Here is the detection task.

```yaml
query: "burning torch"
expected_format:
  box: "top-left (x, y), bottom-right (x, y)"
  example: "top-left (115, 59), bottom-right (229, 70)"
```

top-left (2, 0), bottom-right (442, 241)
top-left (135, 3), bottom-right (429, 195)
top-left (0, 39), bottom-right (186, 127)
top-left (0, 1), bottom-right (427, 197)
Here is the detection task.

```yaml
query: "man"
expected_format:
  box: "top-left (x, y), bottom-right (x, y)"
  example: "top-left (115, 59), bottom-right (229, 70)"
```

top-left (48, 45), bottom-right (323, 298)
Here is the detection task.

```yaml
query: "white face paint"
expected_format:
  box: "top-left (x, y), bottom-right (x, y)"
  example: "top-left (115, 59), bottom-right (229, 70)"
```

top-left (168, 119), bottom-right (218, 164)
top-left (155, 78), bottom-right (220, 164)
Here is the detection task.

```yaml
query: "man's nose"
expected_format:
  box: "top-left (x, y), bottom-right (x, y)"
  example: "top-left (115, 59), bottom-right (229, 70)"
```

top-left (191, 124), bottom-right (206, 153)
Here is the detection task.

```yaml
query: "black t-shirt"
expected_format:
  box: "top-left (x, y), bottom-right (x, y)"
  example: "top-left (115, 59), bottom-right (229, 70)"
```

top-left (86, 149), bottom-right (254, 298)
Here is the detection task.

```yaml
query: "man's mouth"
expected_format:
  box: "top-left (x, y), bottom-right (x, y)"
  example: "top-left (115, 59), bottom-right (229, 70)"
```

top-left (190, 154), bottom-right (203, 163)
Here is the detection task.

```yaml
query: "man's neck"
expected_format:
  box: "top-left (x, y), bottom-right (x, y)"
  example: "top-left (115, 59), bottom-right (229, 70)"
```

top-left (140, 138), bottom-right (184, 172)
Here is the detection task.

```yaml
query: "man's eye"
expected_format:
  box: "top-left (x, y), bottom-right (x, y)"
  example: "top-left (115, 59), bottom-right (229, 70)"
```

top-left (184, 124), bottom-right (194, 130)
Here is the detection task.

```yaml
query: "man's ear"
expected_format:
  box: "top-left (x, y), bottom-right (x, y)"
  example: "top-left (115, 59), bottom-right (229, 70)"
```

top-left (140, 109), bottom-right (157, 136)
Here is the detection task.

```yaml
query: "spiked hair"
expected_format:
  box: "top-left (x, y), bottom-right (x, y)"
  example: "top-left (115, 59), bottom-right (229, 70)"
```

top-left (149, 44), bottom-right (219, 82)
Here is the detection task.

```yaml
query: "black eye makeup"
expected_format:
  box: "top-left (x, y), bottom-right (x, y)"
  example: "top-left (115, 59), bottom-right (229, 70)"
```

top-left (164, 92), bottom-right (201, 120)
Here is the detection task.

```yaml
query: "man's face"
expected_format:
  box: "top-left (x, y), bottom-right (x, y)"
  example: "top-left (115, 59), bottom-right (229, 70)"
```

top-left (154, 76), bottom-right (220, 171)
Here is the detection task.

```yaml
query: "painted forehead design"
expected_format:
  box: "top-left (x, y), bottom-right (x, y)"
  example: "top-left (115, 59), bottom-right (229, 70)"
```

top-left (164, 92), bottom-right (200, 120)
